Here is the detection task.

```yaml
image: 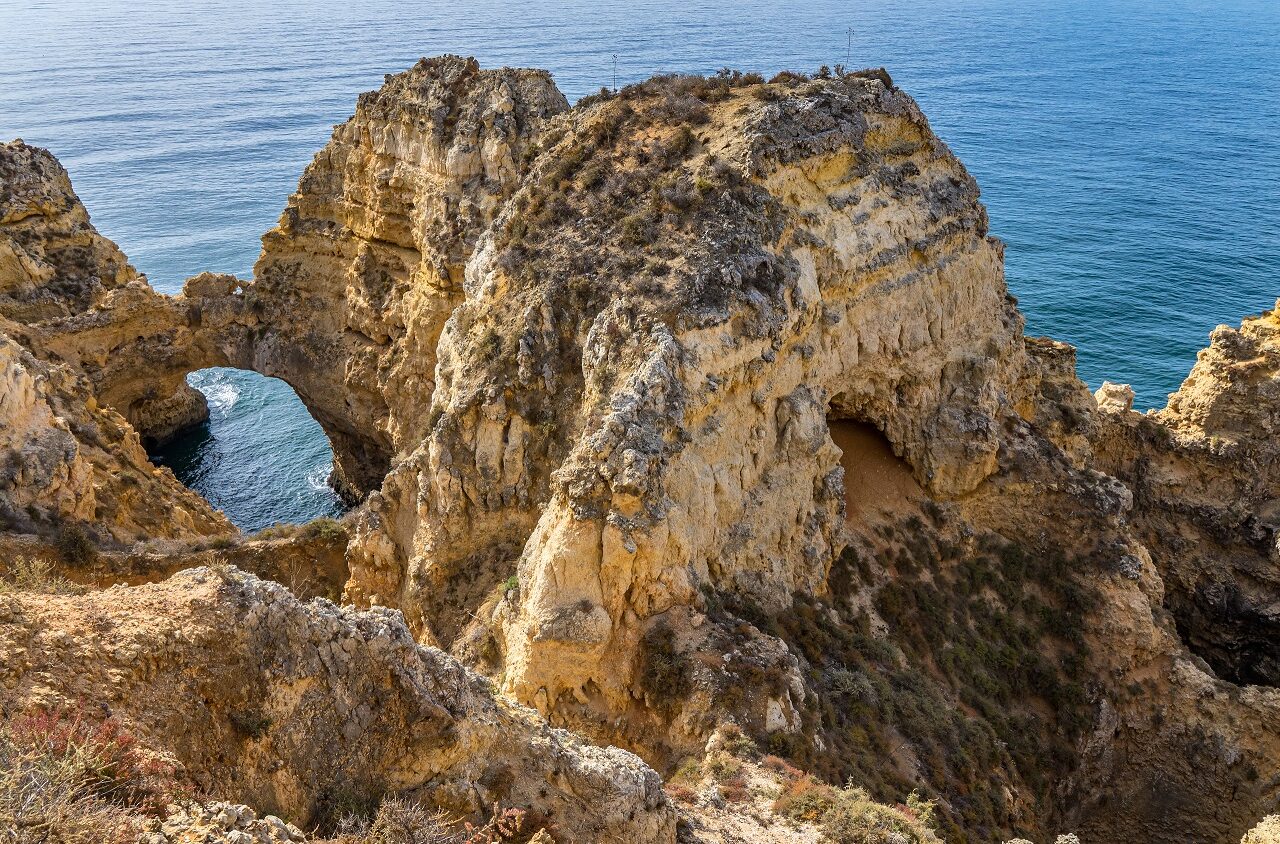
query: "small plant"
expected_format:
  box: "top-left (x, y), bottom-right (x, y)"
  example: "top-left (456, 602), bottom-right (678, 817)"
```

top-left (55, 523), bottom-right (97, 567)
top-left (0, 556), bottom-right (86, 595)
top-left (704, 751), bottom-right (743, 783)
top-left (302, 517), bottom-right (348, 542)
top-left (667, 755), bottom-right (704, 790)
top-left (463, 803), bottom-right (526, 844)
top-left (228, 708), bottom-right (272, 739)
top-left (719, 724), bottom-right (760, 760)
top-left (664, 782), bottom-right (697, 803)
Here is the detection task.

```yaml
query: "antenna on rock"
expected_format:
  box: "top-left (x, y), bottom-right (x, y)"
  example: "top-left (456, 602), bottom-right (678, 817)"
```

top-left (846, 26), bottom-right (853, 68)
top-left (612, 54), bottom-right (619, 93)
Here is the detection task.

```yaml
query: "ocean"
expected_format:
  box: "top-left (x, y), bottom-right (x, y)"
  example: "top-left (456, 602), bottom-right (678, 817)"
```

top-left (3, 0), bottom-right (1277, 531)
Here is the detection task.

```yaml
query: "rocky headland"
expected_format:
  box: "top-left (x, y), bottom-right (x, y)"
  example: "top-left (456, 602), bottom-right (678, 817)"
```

top-left (3, 55), bottom-right (1279, 843)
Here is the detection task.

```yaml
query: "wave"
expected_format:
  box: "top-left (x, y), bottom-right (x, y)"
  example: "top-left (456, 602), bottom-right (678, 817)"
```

top-left (306, 462), bottom-right (334, 492)
top-left (192, 373), bottom-right (240, 416)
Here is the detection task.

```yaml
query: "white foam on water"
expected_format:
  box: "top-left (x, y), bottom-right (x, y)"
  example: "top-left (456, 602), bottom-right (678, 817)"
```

top-left (193, 372), bottom-right (240, 416)
top-left (306, 462), bottom-right (333, 491)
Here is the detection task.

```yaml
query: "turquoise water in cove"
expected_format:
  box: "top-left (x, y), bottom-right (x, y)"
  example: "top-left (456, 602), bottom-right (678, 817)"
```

top-left (3, 0), bottom-right (1278, 530)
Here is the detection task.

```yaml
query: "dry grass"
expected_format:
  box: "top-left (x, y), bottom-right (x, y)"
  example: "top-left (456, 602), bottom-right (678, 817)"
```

top-left (0, 555), bottom-right (86, 595)
top-left (0, 708), bottom-right (181, 843)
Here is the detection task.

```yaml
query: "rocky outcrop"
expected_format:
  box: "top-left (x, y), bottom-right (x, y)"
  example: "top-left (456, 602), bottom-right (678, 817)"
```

top-left (1244, 816), bottom-right (1280, 844)
top-left (0, 566), bottom-right (676, 841)
top-left (0, 334), bottom-right (230, 541)
top-left (0, 140), bottom-right (210, 445)
top-left (181, 56), bottom-right (569, 498)
top-left (1091, 304), bottom-right (1280, 687)
top-left (322, 69), bottom-right (1027, 757)
top-left (0, 139), bottom-right (233, 543)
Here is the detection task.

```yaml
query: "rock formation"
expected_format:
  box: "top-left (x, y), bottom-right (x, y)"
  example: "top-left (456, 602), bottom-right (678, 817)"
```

top-left (0, 567), bottom-right (675, 840)
top-left (5, 55), bottom-right (1280, 844)
top-left (0, 334), bottom-right (230, 541)
top-left (0, 140), bottom-right (210, 444)
top-left (0, 140), bottom-right (233, 543)
top-left (187, 56), bottom-right (570, 498)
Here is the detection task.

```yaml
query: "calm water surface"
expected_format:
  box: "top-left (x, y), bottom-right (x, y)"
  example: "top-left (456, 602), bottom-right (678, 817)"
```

top-left (3, 0), bottom-right (1277, 528)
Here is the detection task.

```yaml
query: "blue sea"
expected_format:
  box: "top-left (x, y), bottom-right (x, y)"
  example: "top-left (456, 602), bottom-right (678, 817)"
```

top-left (3, 0), bottom-right (1277, 530)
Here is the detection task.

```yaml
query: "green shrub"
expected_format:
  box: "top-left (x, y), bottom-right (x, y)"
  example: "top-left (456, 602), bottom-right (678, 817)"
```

top-left (302, 517), bottom-right (348, 543)
top-left (254, 523), bottom-right (300, 540)
top-left (720, 724), bottom-right (760, 760)
top-left (776, 776), bottom-right (937, 844)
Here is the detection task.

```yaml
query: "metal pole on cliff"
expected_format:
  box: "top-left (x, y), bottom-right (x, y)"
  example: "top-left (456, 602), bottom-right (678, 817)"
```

top-left (846, 27), bottom-right (852, 68)
top-left (612, 54), bottom-right (618, 93)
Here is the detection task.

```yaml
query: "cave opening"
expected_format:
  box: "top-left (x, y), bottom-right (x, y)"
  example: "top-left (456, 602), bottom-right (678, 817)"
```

top-left (827, 416), bottom-right (922, 521)
top-left (147, 368), bottom-right (348, 533)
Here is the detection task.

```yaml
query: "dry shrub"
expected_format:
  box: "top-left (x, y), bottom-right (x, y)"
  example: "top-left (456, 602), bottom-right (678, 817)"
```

top-left (55, 523), bottom-right (97, 567)
top-left (0, 708), bottom-right (181, 843)
top-left (774, 774), bottom-right (938, 844)
top-left (664, 783), bottom-right (697, 804)
top-left (762, 754), bottom-right (805, 780)
top-left (0, 556), bottom-right (86, 595)
top-left (335, 795), bottom-right (456, 843)
top-left (462, 804), bottom-right (526, 843)
top-left (720, 773), bottom-right (750, 803)
top-left (774, 774), bottom-right (839, 823)
top-left (333, 798), bottom-right (530, 844)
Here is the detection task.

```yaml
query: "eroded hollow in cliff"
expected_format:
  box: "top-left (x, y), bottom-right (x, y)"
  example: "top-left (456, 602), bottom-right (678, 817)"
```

top-left (828, 418), bottom-right (922, 520)
top-left (1166, 579), bottom-right (1280, 688)
top-left (148, 368), bottom-right (348, 533)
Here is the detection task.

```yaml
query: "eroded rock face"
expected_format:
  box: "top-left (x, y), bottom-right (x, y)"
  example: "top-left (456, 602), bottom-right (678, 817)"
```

top-left (0, 141), bottom-right (233, 542)
top-left (0, 567), bottom-right (676, 841)
top-left (333, 70), bottom-right (1028, 750)
top-left (0, 140), bottom-right (211, 445)
top-left (184, 56), bottom-right (569, 498)
top-left (0, 334), bottom-right (230, 540)
top-left (1094, 305), bottom-right (1280, 686)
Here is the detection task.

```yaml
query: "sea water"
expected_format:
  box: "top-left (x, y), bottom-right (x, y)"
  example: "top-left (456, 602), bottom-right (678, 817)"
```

top-left (3, 0), bottom-right (1277, 529)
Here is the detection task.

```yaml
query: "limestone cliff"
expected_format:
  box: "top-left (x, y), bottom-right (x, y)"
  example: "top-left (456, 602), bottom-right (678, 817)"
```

top-left (331, 69), bottom-right (1027, 731)
top-left (0, 140), bottom-right (232, 543)
top-left (7, 56), bottom-right (1280, 844)
top-left (0, 140), bottom-right (210, 444)
top-left (188, 56), bottom-right (569, 498)
top-left (0, 333), bottom-right (230, 542)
